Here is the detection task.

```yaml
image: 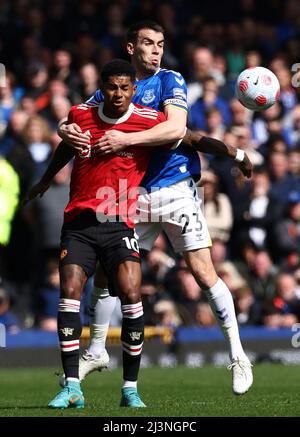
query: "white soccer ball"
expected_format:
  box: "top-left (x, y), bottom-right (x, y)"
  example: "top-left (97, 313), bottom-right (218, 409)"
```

top-left (235, 66), bottom-right (280, 111)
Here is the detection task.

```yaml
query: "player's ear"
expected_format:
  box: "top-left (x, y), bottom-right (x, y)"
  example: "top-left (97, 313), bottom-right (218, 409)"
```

top-left (127, 42), bottom-right (134, 55)
top-left (133, 84), bottom-right (137, 95)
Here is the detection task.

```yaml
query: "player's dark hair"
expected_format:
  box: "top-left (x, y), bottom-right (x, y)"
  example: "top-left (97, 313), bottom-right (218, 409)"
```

top-left (101, 59), bottom-right (136, 83)
top-left (126, 20), bottom-right (164, 44)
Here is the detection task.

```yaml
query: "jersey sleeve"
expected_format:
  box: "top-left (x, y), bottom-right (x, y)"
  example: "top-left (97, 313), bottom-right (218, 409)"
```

top-left (160, 70), bottom-right (188, 111)
top-left (67, 104), bottom-right (88, 125)
top-left (85, 89), bottom-right (104, 106)
top-left (67, 105), bottom-right (78, 124)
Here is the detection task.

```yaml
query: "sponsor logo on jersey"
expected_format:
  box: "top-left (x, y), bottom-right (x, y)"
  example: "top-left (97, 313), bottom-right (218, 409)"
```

top-left (141, 88), bottom-right (156, 104)
top-left (116, 151), bottom-right (134, 158)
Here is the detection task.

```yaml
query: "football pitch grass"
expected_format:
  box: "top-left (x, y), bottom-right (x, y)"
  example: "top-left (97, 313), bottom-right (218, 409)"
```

top-left (0, 365), bottom-right (300, 417)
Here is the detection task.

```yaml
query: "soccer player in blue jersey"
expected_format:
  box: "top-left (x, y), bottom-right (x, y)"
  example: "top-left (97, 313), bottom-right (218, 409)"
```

top-left (54, 21), bottom-right (253, 395)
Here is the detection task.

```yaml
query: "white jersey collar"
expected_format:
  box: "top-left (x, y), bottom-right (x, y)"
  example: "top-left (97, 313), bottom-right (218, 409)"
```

top-left (98, 102), bottom-right (134, 124)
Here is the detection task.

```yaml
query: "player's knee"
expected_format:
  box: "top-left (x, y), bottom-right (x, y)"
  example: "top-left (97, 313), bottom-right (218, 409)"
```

top-left (121, 282), bottom-right (141, 304)
top-left (60, 282), bottom-right (81, 300)
top-left (189, 262), bottom-right (216, 289)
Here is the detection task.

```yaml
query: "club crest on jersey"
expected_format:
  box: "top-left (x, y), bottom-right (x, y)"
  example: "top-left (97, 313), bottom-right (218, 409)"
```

top-left (141, 89), bottom-right (156, 104)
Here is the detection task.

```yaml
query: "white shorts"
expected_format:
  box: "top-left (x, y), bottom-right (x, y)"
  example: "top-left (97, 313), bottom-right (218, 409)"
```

top-left (135, 177), bottom-right (212, 253)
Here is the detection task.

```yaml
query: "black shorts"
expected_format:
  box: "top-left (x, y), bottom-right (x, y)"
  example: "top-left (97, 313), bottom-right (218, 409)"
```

top-left (59, 211), bottom-right (140, 279)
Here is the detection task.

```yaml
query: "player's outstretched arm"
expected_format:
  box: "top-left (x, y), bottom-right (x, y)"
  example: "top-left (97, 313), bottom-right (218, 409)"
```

top-left (183, 129), bottom-right (253, 179)
top-left (23, 141), bottom-right (75, 205)
top-left (94, 105), bottom-right (187, 155)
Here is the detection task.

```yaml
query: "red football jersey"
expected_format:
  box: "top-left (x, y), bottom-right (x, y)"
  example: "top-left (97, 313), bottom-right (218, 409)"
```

top-left (64, 102), bottom-right (167, 227)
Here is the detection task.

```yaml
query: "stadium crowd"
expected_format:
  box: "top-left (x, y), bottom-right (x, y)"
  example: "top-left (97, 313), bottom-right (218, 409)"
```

top-left (0, 0), bottom-right (300, 333)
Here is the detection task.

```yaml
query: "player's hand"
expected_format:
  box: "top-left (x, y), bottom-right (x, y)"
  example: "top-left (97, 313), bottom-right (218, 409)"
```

top-left (238, 152), bottom-right (253, 179)
top-left (22, 181), bottom-right (50, 206)
top-left (58, 123), bottom-right (90, 150)
top-left (93, 130), bottom-right (130, 155)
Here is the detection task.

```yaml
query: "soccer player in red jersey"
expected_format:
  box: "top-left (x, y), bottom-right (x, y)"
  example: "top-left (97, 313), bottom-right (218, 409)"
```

top-left (26, 59), bottom-right (173, 409)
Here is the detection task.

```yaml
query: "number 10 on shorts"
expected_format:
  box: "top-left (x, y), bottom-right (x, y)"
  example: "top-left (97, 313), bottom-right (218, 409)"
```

top-left (122, 237), bottom-right (140, 253)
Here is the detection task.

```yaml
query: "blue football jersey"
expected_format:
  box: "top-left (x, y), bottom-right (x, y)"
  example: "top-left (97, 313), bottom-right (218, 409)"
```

top-left (86, 68), bottom-right (200, 190)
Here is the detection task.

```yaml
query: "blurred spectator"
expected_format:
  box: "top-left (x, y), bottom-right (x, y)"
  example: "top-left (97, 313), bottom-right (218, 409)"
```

top-left (272, 272), bottom-right (300, 324)
top-left (145, 247), bottom-right (176, 283)
top-left (174, 265), bottom-right (202, 324)
top-left (234, 286), bottom-right (261, 325)
top-left (225, 23), bottom-right (245, 80)
top-left (252, 102), bottom-right (284, 147)
top-left (0, 109), bottom-right (29, 158)
top-left (217, 261), bottom-right (247, 294)
top-left (272, 191), bottom-right (300, 268)
top-left (153, 299), bottom-right (182, 328)
top-left (202, 170), bottom-right (233, 243)
top-left (24, 61), bottom-right (49, 110)
top-left (245, 50), bottom-right (262, 69)
top-left (247, 250), bottom-right (278, 305)
top-left (51, 49), bottom-right (78, 89)
top-left (100, 2), bottom-right (126, 58)
top-left (262, 305), bottom-right (283, 329)
top-left (230, 99), bottom-right (251, 127)
top-left (187, 47), bottom-right (224, 106)
top-left (234, 167), bottom-right (284, 250)
top-left (0, 72), bottom-right (23, 137)
top-left (288, 147), bottom-right (300, 178)
top-left (276, 68), bottom-right (297, 114)
top-left (19, 95), bottom-right (38, 116)
top-left (75, 33), bottom-right (99, 67)
top-left (140, 275), bottom-right (161, 325)
top-left (268, 151), bottom-right (300, 204)
top-left (188, 76), bottom-right (231, 131)
top-left (71, 63), bottom-right (99, 103)
top-left (20, 115), bottom-right (52, 182)
top-left (195, 302), bottom-right (216, 327)
top-left (210, 238), bottom-right (227, 267)
top-left (30, 163), bottom-right (71, 267)
top-left (0, 286), bottom-right (21, 334)
top-left (46, 95), bottom-right (71, 131)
